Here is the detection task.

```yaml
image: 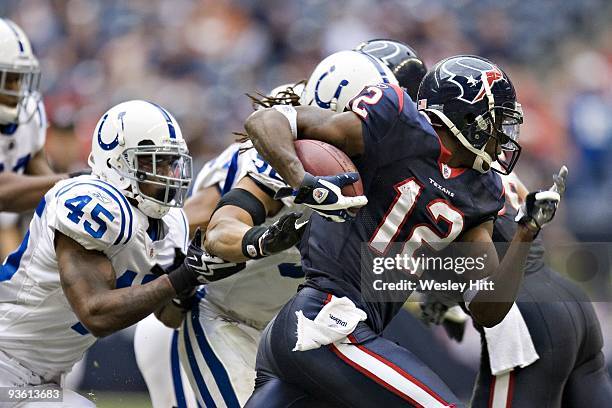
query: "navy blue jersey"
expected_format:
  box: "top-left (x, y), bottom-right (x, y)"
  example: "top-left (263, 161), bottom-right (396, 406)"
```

top-left (300, 84), bottom-right (505, 333)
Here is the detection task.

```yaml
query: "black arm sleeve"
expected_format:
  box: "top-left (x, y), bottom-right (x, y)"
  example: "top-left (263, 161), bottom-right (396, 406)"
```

top-left (212, 188), bottom-right (266, 226)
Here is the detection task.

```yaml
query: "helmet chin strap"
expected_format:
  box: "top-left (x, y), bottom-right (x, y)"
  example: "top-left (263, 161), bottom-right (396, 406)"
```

top-left (136, 195), bottom-right (170, 219)
top-left (424, 109), bottom-right (494, 173)
top-left (472, 155), bottom-right (490, 173)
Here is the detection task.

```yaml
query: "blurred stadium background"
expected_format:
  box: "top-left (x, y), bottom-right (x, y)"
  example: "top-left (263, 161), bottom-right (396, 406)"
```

top-left (0, 0), bottom-right (610, 406)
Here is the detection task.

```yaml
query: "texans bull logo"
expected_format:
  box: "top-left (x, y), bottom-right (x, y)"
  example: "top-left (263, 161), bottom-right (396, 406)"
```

top-left (441, 57), bottom-right (505, 104)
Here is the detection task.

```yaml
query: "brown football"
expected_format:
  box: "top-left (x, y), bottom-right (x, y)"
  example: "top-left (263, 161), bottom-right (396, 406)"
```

top-left (294, 139), bottom-right (363, 197)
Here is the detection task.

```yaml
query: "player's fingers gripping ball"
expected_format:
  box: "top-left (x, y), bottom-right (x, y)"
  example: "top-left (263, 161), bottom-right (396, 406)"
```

top-left (276, 139), bottom-right (368, 223)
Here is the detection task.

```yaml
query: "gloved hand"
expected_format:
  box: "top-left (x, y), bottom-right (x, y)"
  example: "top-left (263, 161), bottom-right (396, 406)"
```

top-left (515, 166), bottom-right (567, 234)
top-left (167, 228), bottom-right (246, 293)
top-left (276, 172), bottom-right (367, 222)
top-left (242, 212), bottom-right (307, 259)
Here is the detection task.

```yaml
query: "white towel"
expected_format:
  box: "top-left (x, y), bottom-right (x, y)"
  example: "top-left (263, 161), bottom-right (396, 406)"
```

top-left (484, 303), bottom-right (540, 375)
top-left (293, 296), bottom-right (367, 352)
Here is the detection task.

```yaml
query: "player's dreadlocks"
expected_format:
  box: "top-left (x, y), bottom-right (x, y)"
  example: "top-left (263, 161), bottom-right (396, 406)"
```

top-left (234, 80), bottom-right (305, 144)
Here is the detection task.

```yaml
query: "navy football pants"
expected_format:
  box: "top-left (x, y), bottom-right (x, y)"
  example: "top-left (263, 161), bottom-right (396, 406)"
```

top-left (245, 287), bottom-right (462, 408)
top-left (471, 267), bottom-right (612, 407)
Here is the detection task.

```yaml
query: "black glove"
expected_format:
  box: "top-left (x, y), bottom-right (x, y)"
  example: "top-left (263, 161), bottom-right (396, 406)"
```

top-left (242, 212), bottom-right (307, 259)
top-left (167, 228), bottom-right (246, 294)
top-left (420, 300), bottom-right (467, 342)
top-left (515, 166), bottom-right (567, 234)
top-left (275, 172), bottom-right (367, 222)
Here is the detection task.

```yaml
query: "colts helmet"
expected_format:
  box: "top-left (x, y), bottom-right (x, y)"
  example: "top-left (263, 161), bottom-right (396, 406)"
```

top-left (88, 100), bottom-right (193, 218)
top-left (355, 38), bottom-right (426, 101)
top-left (417, 55), bottom-right (523, 175)
top-left (0, 18), bottom-right (41, 125)
top-left (300, 50), bottom-right (398, 113)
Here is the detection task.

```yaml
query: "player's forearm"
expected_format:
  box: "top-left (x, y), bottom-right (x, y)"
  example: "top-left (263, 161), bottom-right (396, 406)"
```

top-left (245, 109), bottom-right (305, 188)
top-left (469, 226), bottom-right (535, 327)
top-left (82, 275), bottom-right (176, 337)
top-left (0, 172), bottom-right (65, 212)
top-left (205, 217), bottom-right (251, 262)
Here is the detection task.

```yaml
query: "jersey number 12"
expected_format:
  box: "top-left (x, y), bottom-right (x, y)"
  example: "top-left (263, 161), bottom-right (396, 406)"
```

top-left (369, 178), bottom-right (464, 256)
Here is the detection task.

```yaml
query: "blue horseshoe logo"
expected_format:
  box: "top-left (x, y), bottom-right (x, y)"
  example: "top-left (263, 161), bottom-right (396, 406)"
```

top-left (97, 113), bottom-right (120, 151)
top-left (314, 65), bottom-right (349, 109)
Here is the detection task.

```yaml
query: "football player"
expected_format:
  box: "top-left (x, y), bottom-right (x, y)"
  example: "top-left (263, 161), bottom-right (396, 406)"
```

top-left (0, 100), bottom-right (211, 405)
top-left (421, 169), bottom-right (612, 407)
top-left (0, 18), bottom-right (69, 213)
top-left (242, 55), bottom-right (564, 407)
top-left (471, 170), bottom-right (612, 407)
top-left (134, 82), bottom-right (305, 408)
top-left (189, 53), bottom-right (399, 407)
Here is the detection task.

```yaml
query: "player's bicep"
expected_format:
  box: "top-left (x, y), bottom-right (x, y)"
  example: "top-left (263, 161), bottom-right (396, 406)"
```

top-left (208, 177), bottom-right (275, 231)
top-left (296, 106), bottom-right (364, 158)
top-left (55, 231), bottom-right (115, 319)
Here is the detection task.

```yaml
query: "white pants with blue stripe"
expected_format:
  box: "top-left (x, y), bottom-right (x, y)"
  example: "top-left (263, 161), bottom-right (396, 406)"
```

top-left (179, 298), bottom-right (261, 408)
top-left (0, 349), bottom-right (94, 408)
top-left (134, 315), bottom-right (198, 408)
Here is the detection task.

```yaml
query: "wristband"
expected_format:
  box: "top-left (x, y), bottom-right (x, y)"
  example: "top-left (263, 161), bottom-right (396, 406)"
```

top-left (272, 105), bottom-right (298, 139)
top-left (167, 264), bottom-right (198, 295)
top-left (241, 225), bottom-right (268, 259)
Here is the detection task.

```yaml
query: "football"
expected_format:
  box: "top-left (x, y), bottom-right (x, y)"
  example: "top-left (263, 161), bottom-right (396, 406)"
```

top-left (294, 139), bottom-right (364, 197)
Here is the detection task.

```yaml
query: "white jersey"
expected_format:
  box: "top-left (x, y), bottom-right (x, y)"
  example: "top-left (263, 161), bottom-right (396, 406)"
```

top-left (0, 175), bottom-right (188, 380)
top-left (0, 96), bottom-right (46, 174)
top-left (194, 142), bottom-right (303, 329)
top-left (0, 97), bottom-right (46, 225)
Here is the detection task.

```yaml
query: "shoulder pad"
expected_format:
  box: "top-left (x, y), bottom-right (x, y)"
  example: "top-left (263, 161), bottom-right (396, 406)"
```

top-left (192, 143), bottom-right (243, 193)
top-left (53, 179), bottom-right (134, 251)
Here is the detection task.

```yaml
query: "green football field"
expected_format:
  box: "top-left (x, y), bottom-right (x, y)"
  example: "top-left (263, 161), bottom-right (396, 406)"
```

top-left (85, 392), bottom-right (151, 408)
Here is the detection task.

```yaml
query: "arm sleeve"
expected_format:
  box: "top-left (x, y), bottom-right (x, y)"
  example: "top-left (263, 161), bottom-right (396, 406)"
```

top-left (53, 182), bottom-right (132, 252)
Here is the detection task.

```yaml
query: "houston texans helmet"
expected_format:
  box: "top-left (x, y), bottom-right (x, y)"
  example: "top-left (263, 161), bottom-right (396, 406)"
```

top-left (355, 38), bottom-right (426, 101)
top-left (417, 55), bottom-right (522, 175)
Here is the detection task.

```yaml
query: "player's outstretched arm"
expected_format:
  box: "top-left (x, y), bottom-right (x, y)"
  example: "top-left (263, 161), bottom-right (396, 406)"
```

top-left (56, 232), bottom-right (177, 337)
top-left (0, 171), bottom-right (66, 212)
top-left (460, 167), bottom-right (567, 326)
top-left (244, 106), bottom-right (363, 188)
top-left (26, 148), bottom-right (57, 176)
top-left (458, 221), bottom-right (535, 327)
top-left (205, 176), bottom-right (290, 262)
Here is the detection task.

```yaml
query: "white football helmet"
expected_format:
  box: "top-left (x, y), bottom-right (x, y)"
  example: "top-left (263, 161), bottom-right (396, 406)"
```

top-left (0, 18), bottom-right (41, 124)
top-left (88, 100), bottom-right (193, 218)
top-left (300, 50), bottom-right (398, 113)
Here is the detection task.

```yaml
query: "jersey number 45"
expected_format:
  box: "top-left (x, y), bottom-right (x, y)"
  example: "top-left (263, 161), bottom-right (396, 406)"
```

top-left (64, 195), bottom-right (114, 239)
